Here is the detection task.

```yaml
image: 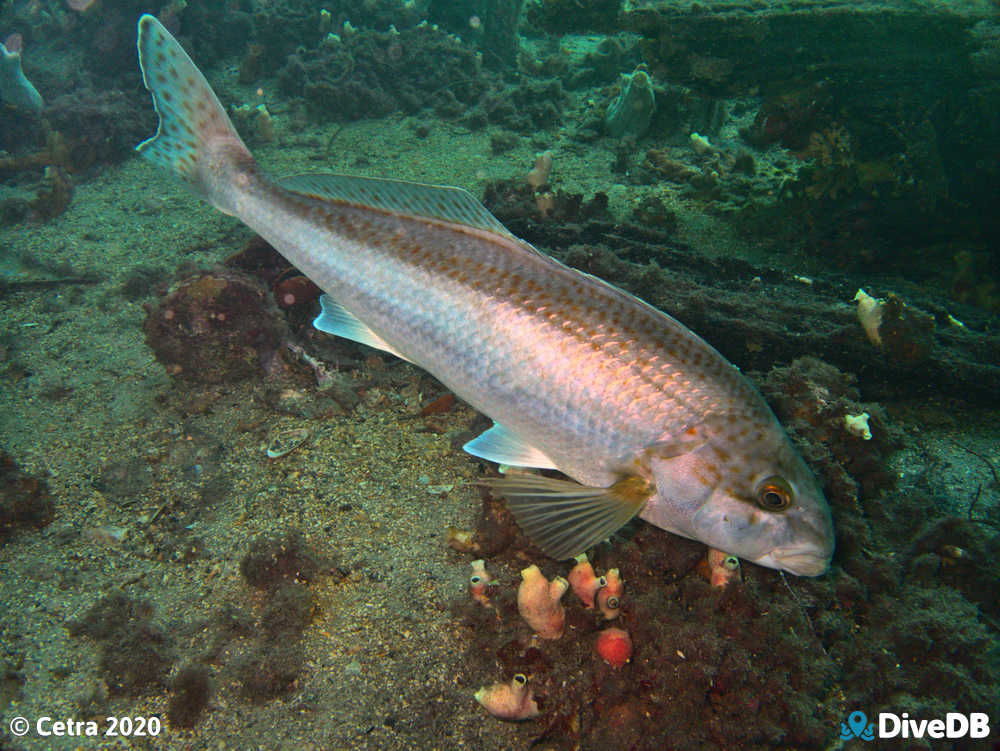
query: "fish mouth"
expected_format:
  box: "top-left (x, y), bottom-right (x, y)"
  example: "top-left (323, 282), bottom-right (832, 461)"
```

top-left (757, 546), bottom-right (832, 577)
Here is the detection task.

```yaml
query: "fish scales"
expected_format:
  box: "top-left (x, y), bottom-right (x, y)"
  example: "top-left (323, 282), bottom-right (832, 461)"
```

top-left (135, 15), bottom-right (834, 575)
top-left (249, 182), bottom-right (762, 490)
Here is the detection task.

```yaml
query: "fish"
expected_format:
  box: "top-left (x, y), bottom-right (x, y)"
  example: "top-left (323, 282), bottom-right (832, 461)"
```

top-left (134, 15), bottom-right (834, 576)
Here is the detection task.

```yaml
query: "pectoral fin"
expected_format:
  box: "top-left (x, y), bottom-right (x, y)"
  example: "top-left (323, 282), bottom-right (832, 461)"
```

top-left (313, 294), bottom-right (412, 362)
top-left (463, 424), bottom-right (558, 470)
top-left (483, 474), bottom-right (652, 560)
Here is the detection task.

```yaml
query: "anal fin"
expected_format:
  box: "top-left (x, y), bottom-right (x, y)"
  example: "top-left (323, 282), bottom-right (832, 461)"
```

top-left (483, 474), bottom-right (652, 560)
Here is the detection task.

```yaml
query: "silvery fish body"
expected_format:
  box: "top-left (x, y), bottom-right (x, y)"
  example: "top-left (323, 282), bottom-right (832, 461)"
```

top-left (135, 15), bottom-right (834, 576)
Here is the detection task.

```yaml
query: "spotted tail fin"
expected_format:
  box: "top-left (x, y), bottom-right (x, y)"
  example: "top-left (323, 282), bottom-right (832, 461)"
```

top-left (136, 14), bottom-right (254, 215)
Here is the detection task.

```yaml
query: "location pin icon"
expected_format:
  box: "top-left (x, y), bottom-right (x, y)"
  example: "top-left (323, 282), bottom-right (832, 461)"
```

top-left (848, 711), bottom-right (868, 738)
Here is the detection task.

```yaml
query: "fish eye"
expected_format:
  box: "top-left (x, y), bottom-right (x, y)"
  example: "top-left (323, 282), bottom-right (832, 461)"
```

top-left (598, 576), bottom-right (607, 587)
top-left (755, 476), bottom-right (793, 511)
top-left (723, 555), bottom-right (740, 571)
top-left (513, 673), bottom-right (527, 686)
top-left (470, 575), bottom-right (482, 585)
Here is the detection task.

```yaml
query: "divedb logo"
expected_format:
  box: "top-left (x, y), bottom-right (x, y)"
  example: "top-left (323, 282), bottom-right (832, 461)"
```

top-left (840, 710), bottom-right (991, 741)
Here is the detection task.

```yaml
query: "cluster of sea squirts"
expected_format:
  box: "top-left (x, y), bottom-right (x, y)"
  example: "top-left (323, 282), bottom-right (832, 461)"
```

top-left (462, 550), bottom-right (630, 723)
top-left (470, 554), bottom-right (629, 721)
top-left (447, 487), bottom-right (772, 749)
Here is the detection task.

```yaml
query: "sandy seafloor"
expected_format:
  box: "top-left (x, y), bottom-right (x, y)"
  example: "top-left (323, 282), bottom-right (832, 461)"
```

top-left (2, 35), bottom-right (1000, 751)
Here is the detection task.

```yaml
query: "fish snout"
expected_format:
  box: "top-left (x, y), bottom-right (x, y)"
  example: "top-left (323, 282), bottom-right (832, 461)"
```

top-left (760, 543), bottom-right (833, 577)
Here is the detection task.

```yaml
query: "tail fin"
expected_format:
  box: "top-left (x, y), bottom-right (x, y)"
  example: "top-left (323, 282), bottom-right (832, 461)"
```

top-left (135, 14), bottom-right (253, 214)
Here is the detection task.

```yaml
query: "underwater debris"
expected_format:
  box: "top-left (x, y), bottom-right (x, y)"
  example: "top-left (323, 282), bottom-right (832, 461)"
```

top-left (474, 673), bottom-right (541, 721)
top-left (446, 525), bottom-right (482, 554)
top-left (266, 427), bottom-right (310, 459)
top-left (83, 525), bottom-right (128, 547)
top-left (283, 343), bottom-right (357, 403)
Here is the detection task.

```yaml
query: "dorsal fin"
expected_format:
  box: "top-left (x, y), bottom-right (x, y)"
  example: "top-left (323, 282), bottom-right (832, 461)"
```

top-left (279, 174), bottom-right (514, 238)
